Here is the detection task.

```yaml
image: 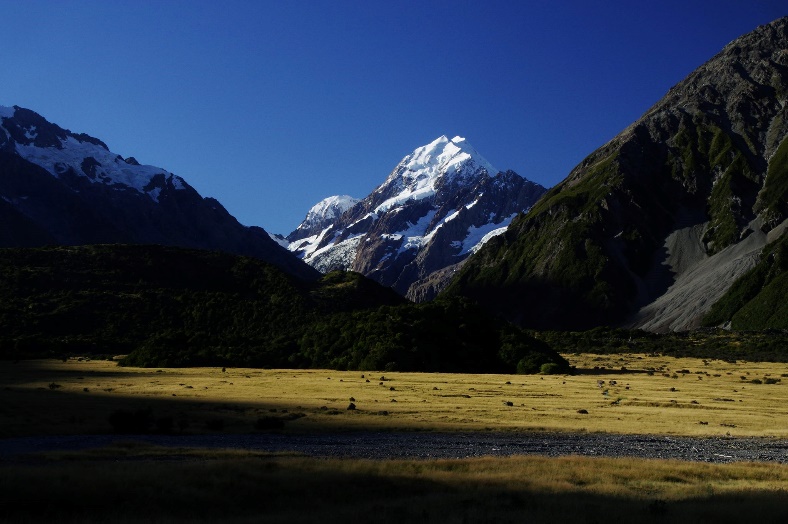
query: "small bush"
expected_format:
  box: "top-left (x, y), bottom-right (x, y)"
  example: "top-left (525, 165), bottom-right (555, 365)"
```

top-left (540, 362), bottom-right (561, 375)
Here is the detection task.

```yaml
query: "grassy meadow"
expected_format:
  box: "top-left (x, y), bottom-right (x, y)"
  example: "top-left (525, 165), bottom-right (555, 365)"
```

top-left (2, 353), bottom-right (788, 437)
top-left (3, 354), bottom-right (788, 523)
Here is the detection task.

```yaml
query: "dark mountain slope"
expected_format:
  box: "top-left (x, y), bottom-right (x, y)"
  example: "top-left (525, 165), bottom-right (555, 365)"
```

top-left (446, 17), bottom-right (788, 331)
top-left (0, 106), bottom-right (317, 281)
top-left (701, 231), bottom-right (788, 329)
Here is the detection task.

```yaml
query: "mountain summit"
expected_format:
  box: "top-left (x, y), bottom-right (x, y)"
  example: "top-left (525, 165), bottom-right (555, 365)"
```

top-left (447, 17), bottom-right (788, 331)
top-left (0, 105), bottom-right (317, 280)
top-left (288, 135), bottom-right (546, 299)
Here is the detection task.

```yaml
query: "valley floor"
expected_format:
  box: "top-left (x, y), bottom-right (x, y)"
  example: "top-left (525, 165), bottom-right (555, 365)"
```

top-left (2, 355), bottom-right (788, 523)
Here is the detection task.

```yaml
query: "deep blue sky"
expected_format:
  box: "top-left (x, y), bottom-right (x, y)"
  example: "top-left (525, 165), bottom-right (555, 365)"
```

top-left (1, 1), bottom-right (785, 235)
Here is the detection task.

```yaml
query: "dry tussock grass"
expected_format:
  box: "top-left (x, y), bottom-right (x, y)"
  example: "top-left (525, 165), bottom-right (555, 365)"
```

top-left (2, 354), bottom-right (787, 438)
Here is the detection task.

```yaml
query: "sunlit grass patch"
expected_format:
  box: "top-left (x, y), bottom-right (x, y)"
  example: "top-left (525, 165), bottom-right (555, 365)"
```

top-left (1, 354), bottom-right (787, 438)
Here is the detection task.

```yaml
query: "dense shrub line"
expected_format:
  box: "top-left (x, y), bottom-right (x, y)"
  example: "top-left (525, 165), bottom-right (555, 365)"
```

top-left (0, 245), bottom-right (568, 373)
top-left (534, 326), bottom-right (788, 362)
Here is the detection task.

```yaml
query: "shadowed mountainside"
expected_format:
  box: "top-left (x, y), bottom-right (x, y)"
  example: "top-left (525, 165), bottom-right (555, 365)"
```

top-left (0, 106), bottom-right (318, 281)
top-left (446, 17), bottom-right (788, 332)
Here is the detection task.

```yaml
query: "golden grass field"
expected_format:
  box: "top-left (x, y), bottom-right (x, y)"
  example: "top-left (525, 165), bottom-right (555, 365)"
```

top-left (2, 353), bottom-right (787, 438)
top-left (3, 355), bottom-right (788, 523)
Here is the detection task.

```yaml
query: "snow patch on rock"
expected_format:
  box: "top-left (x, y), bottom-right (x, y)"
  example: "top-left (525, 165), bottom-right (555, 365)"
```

top-left (13, 133), bottom-right (184, 203)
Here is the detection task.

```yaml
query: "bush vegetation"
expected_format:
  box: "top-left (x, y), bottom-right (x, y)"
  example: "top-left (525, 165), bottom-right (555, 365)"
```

top-left (0, 244), bottom-right (567, 373)
top-left (535, 326), bottom-right (788, 362)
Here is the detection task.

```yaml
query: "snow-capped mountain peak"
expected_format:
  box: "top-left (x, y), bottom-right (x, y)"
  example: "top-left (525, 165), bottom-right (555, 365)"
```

top-left (375, 135), bottom-right (498, 214)
top-left (287, 135), bottom-right (547, 301)
top-left (393, 135), bottom-right (497, 184)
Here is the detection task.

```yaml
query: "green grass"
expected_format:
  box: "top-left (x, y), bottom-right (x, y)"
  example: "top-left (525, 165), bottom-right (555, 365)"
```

top-left (445, 149), bottom-right (640, 329)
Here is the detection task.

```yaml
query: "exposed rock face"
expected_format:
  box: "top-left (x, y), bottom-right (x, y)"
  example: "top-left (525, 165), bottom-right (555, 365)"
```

top-left (288, 136), bottom-right (546, 299)
top-left (0, 105), bottom-right (318, 280)
top-left (447, 17), bottom-right (788, 331)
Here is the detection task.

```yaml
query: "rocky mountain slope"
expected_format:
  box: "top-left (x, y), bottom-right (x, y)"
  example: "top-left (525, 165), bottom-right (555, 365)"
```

top-left (446, 17), bottom-right (788, 331)
top-left (288, 136), bottom-right (546, 300)
top-left (0, 106), bottom-right (317, 280)
top-left (701, 228), bottom-right (788, 329)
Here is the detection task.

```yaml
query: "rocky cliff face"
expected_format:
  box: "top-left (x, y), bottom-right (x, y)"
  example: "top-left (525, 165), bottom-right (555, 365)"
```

top-left (288, 136), bottom-right (546, 299)
top-left (0, 106), bottom-right (318, 280)
top-left (446, 17), bottom-right (788, 331)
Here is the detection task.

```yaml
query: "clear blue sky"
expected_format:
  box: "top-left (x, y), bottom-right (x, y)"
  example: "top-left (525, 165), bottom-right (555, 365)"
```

top-left (1, 1), bottom-right (785, 235)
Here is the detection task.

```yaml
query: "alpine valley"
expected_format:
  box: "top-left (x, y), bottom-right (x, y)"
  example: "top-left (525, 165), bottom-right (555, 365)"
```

top-left (1, 17), bottom-right (787, 372)
top-left (0, 108), bottom-right (564, 373)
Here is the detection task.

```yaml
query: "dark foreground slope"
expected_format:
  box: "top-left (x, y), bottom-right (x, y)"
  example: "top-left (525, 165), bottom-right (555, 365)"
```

top-left (446, 17), bottom-right (788, 331)
top-left (0, 245), bottom-right (565, 372)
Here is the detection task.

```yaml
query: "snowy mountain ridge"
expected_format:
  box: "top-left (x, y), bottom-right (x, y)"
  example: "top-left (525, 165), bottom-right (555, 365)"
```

top-left (287, 135), bottom-right (547, 300)
top-left (0, 105), bottom-right (318, 280)
top-left (0, 105), bottom-right (186, 203)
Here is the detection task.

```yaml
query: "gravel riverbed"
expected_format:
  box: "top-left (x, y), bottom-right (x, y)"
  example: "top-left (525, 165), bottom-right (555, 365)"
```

top-left (2, 432), bottom-right (788, 463)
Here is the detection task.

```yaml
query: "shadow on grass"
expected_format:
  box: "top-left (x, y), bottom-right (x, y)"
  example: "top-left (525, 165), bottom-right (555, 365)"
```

top-left (0, 453), bottom-right (786, 524)
top-left (0, 359), bottom-right (143, 387)
top-left (0, 379), bottom-right (344, 439)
